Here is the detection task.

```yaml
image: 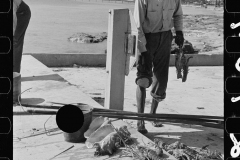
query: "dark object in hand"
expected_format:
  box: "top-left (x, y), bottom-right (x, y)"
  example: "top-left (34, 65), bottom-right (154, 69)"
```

top-left (175, 46), bottom-right (193, 82)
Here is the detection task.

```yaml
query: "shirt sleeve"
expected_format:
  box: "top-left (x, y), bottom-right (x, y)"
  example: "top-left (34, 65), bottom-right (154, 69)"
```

top-left (173, 0), bottom-right (183, 31)
top-left (13, 1), bottom-right (18, 36)
top-left (133, 0), bottom-right (147, 53)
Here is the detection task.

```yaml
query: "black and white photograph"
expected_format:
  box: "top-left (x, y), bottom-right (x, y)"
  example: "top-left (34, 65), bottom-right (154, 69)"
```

top-left (6, 0), bottom-right (228, 159)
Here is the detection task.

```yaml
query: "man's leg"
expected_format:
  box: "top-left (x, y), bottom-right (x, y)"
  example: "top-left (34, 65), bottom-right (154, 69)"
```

top-left (13, 1), bottom-right (31, 73)
top-left (150, 31), bottom-right (173, 127)
top-left (150, 98), bottom-right (159, 114)
top-left (135, 51), bottom-right (153, 134)
top-left (136, 85), bottom-right (148, 134)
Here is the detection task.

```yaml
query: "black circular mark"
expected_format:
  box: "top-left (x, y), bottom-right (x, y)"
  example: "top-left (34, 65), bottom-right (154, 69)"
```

top-left (56, 105), bottom-right (84, 133)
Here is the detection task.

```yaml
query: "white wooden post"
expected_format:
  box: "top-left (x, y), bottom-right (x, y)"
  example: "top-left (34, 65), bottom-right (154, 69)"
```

top-left (105, 9), bottom-right (129, 110)
top-left (105, 9), bottom-right (138, 110)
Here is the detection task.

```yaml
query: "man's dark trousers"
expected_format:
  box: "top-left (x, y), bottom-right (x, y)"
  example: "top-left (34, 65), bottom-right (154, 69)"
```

top-left (136, 30), bottom-right (173, 101)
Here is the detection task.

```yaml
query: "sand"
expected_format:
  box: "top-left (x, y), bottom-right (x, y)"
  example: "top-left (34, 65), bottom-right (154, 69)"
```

top-left (53, 66), bottom-right (224, 153)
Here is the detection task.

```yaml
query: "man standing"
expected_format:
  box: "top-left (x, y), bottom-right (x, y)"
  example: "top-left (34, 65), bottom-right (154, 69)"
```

top-left (133, 0), bottom-right (184, 134)
top-left (13, 0), bottom-right (31, 73)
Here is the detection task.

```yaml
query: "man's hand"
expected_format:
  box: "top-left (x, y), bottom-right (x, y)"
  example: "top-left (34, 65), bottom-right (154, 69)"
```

top-left (175, 31), bottom-right (184, 47)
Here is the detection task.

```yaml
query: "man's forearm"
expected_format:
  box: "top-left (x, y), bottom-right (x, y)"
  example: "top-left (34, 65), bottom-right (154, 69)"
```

top-left (173, 15), bottom-right (183, 31)
top-left (134, 0), bottom-right (147, 53)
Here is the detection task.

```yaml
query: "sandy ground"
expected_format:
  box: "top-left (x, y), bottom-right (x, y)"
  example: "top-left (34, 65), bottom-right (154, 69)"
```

top-left (23, 0), bottom-right (223, 54)
top-left (13, 55), bottom-right (224, 158)
top-left (52, 66), bottom-right (224, 153)
top-left (13, 63), bottom-right (224, 158)
top-left (53, 66), bottom-right (223, 116)
top-left (12, 55), bottom-right (223, 158)
top-left (15, 0), bottom-right (224, 157)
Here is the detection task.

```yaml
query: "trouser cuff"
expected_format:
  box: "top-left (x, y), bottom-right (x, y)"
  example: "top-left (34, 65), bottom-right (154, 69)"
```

top-left (135, 76), bottom-right (152, 88)
top-left (150, 92), bottom-right (166, 102)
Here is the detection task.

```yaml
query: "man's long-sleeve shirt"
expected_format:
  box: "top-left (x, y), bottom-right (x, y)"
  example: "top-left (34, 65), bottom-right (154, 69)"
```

top-left (133, 0), bottom-right (183, 52)
top-left (13, 0), bottom-right (23, 35)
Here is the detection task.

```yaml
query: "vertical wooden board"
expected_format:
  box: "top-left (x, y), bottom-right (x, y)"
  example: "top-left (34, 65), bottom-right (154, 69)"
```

top-left (125, 34), bottom-right (136, 75)
top-left (105, 9), bottom-right (129, 110)
top-left (128, 10), bottom-right (139, 58)
top-left (106, 9), bottom-right (112, 73)
top-left (125, 10), bottom-right (139, 75)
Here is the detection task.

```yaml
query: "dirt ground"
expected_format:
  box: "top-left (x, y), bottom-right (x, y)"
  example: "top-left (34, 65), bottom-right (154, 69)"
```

top-left (23, 0), bottom-right (223, 54)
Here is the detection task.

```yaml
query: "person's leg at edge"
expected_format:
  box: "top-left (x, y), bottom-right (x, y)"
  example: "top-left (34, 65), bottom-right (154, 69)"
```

top-left (13, 1), bottom-right (31, 73)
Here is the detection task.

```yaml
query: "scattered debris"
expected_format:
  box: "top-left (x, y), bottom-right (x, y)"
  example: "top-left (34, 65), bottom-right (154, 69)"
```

top-left (85, 124), bottom-right (115, 149)
top-left (73, 64), bottom-right (80, 68)
top-left (207, 137), bottom-right (215, 141)
top-left (52, 68), bottom-right (66, 72)
top-left (84, 117), bottom-right (219, 160)
top-left (93, 132), bottom-right (121, 156)
top-left (68, 32), bottom-right (107, 43)
top-left (171, 40), bottom-right (198, 54)
top-left (84, 116), bottom-right (109, 139)
top-left (154, 139), bottom-right (223, 160)
top-left (15, 128), bottom-right (61, 141)
top-left (90, 124), bottom-right (133, 156)
top-left (49, 145), bottom-right (74, 160)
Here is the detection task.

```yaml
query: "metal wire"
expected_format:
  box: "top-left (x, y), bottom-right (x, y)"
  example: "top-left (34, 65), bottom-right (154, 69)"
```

top-left (18, 88), bottom-right (32, 113)
top-left (14, 88), bottom-right (60, 141)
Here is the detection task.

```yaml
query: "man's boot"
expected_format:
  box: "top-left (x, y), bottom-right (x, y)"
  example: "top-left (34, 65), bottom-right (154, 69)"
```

top-left (136, 86), bottom-right (148, 134)
top-left (150, 98), bottom-right (163, 127)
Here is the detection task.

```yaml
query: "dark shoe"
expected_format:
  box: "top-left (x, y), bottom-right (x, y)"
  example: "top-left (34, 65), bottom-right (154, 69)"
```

top-left (152, 121), bottom-right (163, 127)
